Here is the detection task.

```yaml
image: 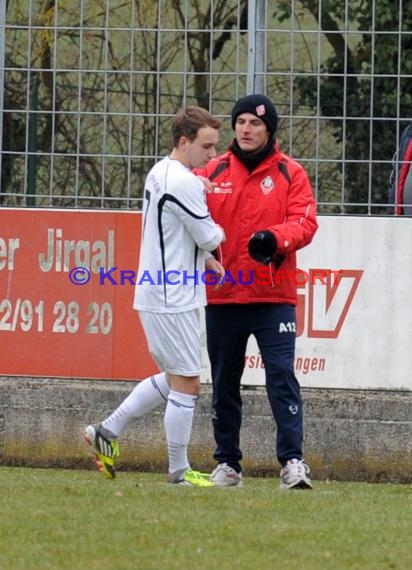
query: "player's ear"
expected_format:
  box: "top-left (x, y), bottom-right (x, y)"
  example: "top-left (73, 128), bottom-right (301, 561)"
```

top-left (178, 135), bottom-right (189, 150)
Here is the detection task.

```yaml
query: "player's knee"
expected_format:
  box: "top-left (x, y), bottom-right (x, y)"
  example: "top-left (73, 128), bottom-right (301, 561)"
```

top-left (169, 374), bottom-right (201, 396)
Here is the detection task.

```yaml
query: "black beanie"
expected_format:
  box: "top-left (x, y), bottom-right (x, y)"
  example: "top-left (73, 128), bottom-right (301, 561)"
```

top-left (231, 94), bottom-right (278, 139)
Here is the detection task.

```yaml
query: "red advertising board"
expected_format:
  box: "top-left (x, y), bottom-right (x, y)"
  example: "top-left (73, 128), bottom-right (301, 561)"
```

top-left (0, 208), bottom-right (158, 380)
top-left (3, 210), bottom-right (411, 390)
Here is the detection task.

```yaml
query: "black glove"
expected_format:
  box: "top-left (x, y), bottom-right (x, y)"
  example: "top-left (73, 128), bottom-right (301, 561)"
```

top-left (248, 230), bottom-right (277, 264)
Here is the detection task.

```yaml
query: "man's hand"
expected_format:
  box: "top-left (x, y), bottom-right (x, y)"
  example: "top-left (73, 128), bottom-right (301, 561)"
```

top-left (248, 230), bottom-right (277, 264)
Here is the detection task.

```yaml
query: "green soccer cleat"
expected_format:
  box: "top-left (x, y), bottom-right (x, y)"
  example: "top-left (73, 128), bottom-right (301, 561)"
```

top-left (84, 424), bottom-right (120, 480)
top-left (170, 468), bottom-right (215, 487)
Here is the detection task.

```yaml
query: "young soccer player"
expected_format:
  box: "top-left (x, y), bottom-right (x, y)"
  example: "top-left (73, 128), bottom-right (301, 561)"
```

top-left (85, 106), bottom-right (225, 486)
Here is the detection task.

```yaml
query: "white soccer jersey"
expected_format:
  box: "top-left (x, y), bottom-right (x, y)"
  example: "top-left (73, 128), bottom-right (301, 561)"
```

top-left (133, 156), bottom-right (224, 313)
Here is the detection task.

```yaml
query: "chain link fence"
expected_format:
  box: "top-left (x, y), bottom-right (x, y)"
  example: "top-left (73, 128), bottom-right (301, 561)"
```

top-left (1, 0), bottom-right (411, 214)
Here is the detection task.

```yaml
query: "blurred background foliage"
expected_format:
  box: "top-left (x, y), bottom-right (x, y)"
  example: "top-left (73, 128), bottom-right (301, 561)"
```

top-left (2, 0), bottom-right (411, 213)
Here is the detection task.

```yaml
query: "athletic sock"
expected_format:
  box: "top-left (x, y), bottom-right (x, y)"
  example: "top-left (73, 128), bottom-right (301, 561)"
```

top-left (101, 372), bottom-right (169, 437)
top-left (164, 390), bottom-right (197, 474)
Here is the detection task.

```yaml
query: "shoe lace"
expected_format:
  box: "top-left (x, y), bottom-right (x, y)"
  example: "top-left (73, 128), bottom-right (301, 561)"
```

top-left (111, 440), bottom-right (120, 457)
top-left (295, 460), bottom-right (310, 476)
top-left (282, 459), bottom-right (310, 477)
top-left (185, 469), bottom-right (209, 481)
top-left (215, 463), bottom-right (235, 475)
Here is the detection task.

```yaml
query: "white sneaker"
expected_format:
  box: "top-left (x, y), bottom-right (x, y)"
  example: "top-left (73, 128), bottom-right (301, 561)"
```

top-left (279, 459), bottom-right (313, 490)
top-left (210, 463), bottom-right (244, 487)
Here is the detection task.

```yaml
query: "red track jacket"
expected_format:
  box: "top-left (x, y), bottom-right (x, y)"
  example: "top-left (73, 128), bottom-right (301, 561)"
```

top-left (195, 144), bottom-right (318, 305)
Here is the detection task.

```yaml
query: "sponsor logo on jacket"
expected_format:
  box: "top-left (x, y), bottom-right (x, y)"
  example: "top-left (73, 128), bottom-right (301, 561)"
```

top-left (210, 182), bottom-right (233, 194)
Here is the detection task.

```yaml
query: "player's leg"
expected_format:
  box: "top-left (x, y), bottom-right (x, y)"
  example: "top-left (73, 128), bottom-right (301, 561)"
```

top-left (148, 309), bottom-right (213, 487)
top-left (84, 372), bottom-right (170, 479)
top-left (103, 372), bottom-right (169, 436)
top-left (165, 373), bottom-right (213, 486)
top-left (206, 304), bottom-right (249, 486)
top-left (84, 312), bottom-right (170, 479)
top-left (254, 303), bottom-right (312, 489)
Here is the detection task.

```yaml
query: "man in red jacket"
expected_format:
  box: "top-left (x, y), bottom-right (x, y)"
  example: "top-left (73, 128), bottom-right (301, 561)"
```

top-left (195, 94), bottom-right (318, 489)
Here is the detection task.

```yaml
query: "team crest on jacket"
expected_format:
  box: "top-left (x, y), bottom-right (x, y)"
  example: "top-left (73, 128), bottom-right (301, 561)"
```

top-left (260, 176), bottom-right (275, 195)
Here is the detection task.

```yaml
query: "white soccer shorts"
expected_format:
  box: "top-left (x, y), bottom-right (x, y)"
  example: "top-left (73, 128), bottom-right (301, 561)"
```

top-left (138, 308), bottom-right (202, 376)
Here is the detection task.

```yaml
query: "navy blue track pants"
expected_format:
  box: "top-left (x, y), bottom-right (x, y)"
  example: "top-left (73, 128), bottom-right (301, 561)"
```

top-left (205, 303), bottom-right (303, 470)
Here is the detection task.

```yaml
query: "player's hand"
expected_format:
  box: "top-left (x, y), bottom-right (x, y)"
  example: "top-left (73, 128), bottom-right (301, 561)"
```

top-left (197, 176), bottom-right (216, 194)
top-left (205, 257), bottom-right (225, 289)
top-left (248, 230), bottom-right (277, 264)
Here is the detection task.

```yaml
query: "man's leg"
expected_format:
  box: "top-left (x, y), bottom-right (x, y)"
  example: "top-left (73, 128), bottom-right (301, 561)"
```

top-left (254, 303), bottom-right (312, 489)
top-left (206, 305), bottom-right (249, 472)
top-left (253, 304), bottom-right (303, 464)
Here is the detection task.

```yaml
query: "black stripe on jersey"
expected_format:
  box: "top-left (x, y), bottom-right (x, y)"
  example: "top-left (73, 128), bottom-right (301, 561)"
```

top-left (157, 193), bottom-right (209, 307)
top-left (193, 244), bottom-right (199, 301)
top-left (142, 188), bottom-right (151, 237)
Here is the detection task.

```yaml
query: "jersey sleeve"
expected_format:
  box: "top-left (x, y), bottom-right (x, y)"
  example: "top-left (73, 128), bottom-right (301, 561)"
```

top-left (166, 173), bottom-right (224, 251)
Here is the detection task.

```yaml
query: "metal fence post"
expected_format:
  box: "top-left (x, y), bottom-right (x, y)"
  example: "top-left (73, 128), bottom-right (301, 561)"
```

top-left (247, 0), bottom-right (266, 95)
top-left (27, 72), bottom-right (39, 207)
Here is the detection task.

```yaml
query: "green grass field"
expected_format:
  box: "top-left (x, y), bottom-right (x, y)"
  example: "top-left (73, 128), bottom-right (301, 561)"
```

top-left (1, 467), bottom-right (411, 570)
